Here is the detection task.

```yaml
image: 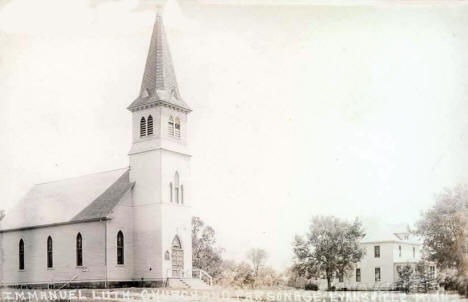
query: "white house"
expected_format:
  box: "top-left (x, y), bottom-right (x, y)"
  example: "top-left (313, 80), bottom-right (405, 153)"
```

top-left (323, 223), bottom-right (436, 290)
top-left (0, 14), bottom-right (197, 288)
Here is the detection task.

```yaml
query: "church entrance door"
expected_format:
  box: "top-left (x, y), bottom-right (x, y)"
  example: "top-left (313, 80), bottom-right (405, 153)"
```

top-left (171, 236), bottom-right (184, 278)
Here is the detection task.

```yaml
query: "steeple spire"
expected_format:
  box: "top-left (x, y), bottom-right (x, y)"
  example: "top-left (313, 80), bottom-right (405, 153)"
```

top-left (128, 13), bottom-right (190, 113)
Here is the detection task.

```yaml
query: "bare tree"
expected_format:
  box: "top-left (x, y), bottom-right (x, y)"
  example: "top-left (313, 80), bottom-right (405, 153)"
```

top-left (246, 248), bottom-right (268, 276)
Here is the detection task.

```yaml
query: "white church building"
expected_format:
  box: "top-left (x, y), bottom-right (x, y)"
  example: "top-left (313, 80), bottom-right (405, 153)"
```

top-left (0, 14), bottom-right (197, 288)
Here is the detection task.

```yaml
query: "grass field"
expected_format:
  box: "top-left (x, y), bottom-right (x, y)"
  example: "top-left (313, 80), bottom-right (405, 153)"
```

top-left (0, 288), bottom-right (466, 302)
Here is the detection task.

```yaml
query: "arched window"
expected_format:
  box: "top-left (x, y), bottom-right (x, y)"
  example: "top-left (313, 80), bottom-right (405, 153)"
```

top-left (140, 117), bottom-right (147, 137)
top-left (76, 233), bottom-right (83, 267)
top-left (117, 231), bottom-right (124, 265)
top-left (181, 185), bottom-right (184, 204)
top-left (47, 236), bottom-right (53, 268)
top-left (19, 239), bottom-right (24, 270)
top-left (170, 182), bottom-right (173, 202)
top-left (168, 116), bottom-right (174, 136)
top-left (165, 250), bottom-right (171, 260)
top-left (147, 115), bottom-right (154, 135)
top-left (172, 236), bottom-right (182, 249)
top-left (175, 117), bottom-right (181, 138)
top-left (399, 245), bottom-right (402, 257)
top-left (174, 172), bottom-right (180, 204)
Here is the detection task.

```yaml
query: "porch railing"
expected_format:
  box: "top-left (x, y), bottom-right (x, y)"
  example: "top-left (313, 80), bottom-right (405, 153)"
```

top-left (192, 268), bottom-right (213, 286)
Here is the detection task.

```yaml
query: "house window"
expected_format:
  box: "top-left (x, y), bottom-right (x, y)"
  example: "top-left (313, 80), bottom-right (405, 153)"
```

top-left (338, 271), bottom-right (343, 283)
top-left (19, 239), bottom-right (24, 270)
top-left (175, 117), bottom-right (181, 138)
top-left (374, 246), bottom-right (380, 258)
top-left (356, 268), bottom-right (361, 282)
top-left (413, 247), bottom-right (415, 258)
top-left (117, 231), bottom-right (124, 265)
top-left (399, 245), bottom-right (402, 257)
top-left (140, 117), bottom-right (147, 137)
top-left (165, 250), bottom-right (170, 261)
top-left (47, 236), bottom-right (53, 268)
top-left (168, 116), bottom-right (174, 136)
top-left (147, 115), bottom-right (154, 135)
top-left (76, 233), bottom-right (83, 267)
top-left (375, 267), bottom-right (381, 282)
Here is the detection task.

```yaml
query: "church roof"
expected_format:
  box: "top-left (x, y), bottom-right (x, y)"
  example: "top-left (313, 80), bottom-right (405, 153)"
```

top-left (0, 168), bottom-right (132, 232)
top-left (128, 14), bottom-right (191, 113)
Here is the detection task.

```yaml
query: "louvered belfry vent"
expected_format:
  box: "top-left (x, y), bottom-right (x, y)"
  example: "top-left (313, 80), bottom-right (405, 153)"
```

top-left (147, 115), bottom-right (154, 135)
top-left (140, 117), bottom-right (147, 137)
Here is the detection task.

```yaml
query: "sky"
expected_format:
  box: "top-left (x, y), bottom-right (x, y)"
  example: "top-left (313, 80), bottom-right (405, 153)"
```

top-left (1, 0), bottom-right (468, 270)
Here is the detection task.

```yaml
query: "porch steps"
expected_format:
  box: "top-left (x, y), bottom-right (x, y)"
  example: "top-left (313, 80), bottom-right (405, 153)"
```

top-left (167, 278), bottom-right (211, 289)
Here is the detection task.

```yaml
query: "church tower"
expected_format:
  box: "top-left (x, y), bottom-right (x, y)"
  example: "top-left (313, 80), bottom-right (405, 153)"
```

top-left (127, 13), bottom-right (192, 281)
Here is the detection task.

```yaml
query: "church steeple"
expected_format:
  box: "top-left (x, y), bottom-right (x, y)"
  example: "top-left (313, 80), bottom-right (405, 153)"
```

top-left (128, 14), bottom-right (191, 113)
top-left (128, 12), bottom-right (193, 282)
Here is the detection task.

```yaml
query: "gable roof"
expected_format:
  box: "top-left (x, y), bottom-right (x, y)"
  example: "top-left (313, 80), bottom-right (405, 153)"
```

top-left (128, 14), bottom-right (191, 113)
top-left (0, 168), bottom-right (132, 232)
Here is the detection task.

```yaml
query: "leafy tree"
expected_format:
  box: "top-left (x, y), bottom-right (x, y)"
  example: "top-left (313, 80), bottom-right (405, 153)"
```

top-left (216, 260), bottom-right (255, 288)
top-left (246, 248), bottom-right (268, 276)
top-left (416, 185), bottom-right (468, 278)
top-left (192, 217), bottom-right (224, 278)
top-left (292, 216), bottom-right (365, 291)
top-left (415, 261), bottom-right (438, 292)
top-left (396, 265), bottom-right (415, 293)
top-left (396, 262), bottom-right (438, 293)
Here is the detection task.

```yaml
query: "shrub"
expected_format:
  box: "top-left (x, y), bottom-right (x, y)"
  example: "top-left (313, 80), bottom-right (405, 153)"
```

top-left (304, 283), bottom-right (319, 291)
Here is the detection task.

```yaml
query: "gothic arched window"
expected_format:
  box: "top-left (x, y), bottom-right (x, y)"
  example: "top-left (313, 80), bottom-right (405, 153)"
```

top-left (181, 185), bottom-right (184, 204)
top-left (47, 236), bottom-right (53, 268)
top-left (174, 172), bottom-right (180, 204)
top-left (175, 117), bottom-right (181, 138)
top-left (19, 239), bottom-right (24, 270)
top-left (76, 233), bottom-right (83, 267)
top-left (147, 115), bottom-right (154, 135)
top-left (168, 116), bottom-right (174, 136)
top-left (165, 250), bottom-right (171, 260)
top-left (140, 117), bottom-right (147, 137)
top-left (172, 236), bottom-right (182, 249)
top-left (117, 231), bottom-right (124, 265)
top-left (170, 182), bottom-right (173, 202)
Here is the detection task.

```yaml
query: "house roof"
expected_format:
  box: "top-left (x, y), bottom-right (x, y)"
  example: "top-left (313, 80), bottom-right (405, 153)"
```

top-left (128, 14), bottom-right (191, 113)
top-left (0, 168), bottom-right (132, 232)
top-left (360, 218), bottom-right (422, 245)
